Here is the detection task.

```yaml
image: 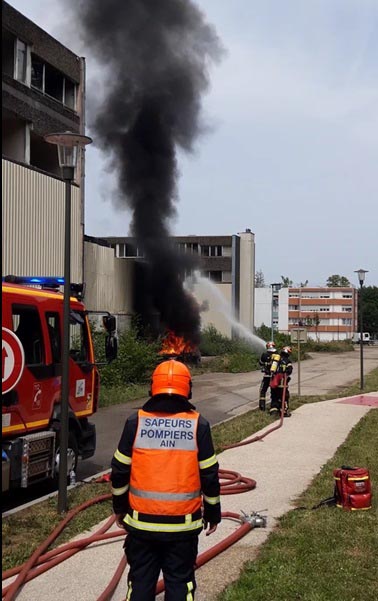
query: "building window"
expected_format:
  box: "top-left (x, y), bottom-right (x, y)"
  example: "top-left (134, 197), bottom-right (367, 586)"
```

top-left (210, 245), bottom-right (222, 257)
top-left (206, 271), bottom-right (222, 282)
top-left (201, 245), bottom-right (222, 257)
top-left (342, 307), bottom-right (352, 312)
top-left (222, 271), bottom-right (232, 283)
top-left (45, 63), bottom-right (64, 102)
top-left (319, 307), bottom-right (330, 312)
top-left (342, 319), bottom-right (352, 325)
top-left (187, 243), bottom-right (199, 254)
top-left (319, 295), bottom-right (330, 299)
top-left (15, 39), bottom-right (27, 83)
top-left (31, 55), bottom-right (44, 90)
top-left (64, 78), bottom-right (76, 110)
top-left (342, 294), bottom-right (352, 299)
top-left (31, 53), bottom-right (77, 110)
top-left (289, 304), bottom-right (299, 310)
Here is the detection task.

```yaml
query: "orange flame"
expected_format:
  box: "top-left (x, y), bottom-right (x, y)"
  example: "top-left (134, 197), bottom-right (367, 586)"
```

top-left (159, 330), bottom-right (195, 356)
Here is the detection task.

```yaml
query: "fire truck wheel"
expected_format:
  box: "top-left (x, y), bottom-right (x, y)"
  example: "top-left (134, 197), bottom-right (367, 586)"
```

top-left (54, 431), bottom-right (79, 480)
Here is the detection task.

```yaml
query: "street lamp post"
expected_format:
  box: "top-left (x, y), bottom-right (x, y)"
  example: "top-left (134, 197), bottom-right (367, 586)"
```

top-left (354, 269), bottom-right (368, 391)
top-left (270, 283), bottom-right (282, 341)
top-left (45, 131), bottom-right (92, 513)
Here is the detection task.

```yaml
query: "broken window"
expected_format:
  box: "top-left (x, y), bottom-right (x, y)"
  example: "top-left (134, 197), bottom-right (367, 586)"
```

top-left (31, 54), bottom-right (44, 90)
top-left (44, 63), bottom-right (64, 102)
top-left (64, 77), bottom-right (76, 110)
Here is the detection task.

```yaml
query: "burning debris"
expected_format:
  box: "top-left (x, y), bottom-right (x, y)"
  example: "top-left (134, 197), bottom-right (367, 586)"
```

top-left (159, 330), bottom-right (201, 365)
top-left (70, 0), bottom-right (223, 347)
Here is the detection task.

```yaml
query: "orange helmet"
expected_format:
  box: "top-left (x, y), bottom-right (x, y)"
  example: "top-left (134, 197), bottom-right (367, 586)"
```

top-left (151, 359), bottom-right (192, 399)
top-left (266, 341), bottom-right (276, 351)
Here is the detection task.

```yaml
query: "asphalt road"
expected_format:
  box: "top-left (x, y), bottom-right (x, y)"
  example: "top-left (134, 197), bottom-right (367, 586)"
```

top-left (78, 346), bottom-right (378, 479)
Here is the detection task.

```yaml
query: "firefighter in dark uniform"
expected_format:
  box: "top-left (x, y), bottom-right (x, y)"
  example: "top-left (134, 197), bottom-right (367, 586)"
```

top-left (110, 359), bottom-right (221, 601)
top-left (258, 341), bottom-right (276, 411)
top-left (269, 346), bottom-right (293, 417)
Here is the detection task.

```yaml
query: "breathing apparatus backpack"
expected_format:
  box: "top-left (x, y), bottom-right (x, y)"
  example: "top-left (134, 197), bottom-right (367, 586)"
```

top-left (333, 466), bottom-right (372, 511)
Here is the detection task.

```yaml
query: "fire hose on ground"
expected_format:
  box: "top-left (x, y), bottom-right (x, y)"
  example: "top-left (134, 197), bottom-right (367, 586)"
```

top-left (2, 379), bottom-right (289, 601)
top-left (223, 374), bottom-right (288, 450)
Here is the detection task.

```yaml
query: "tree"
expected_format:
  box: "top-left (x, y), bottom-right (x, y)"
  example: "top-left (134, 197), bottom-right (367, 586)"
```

top-left (255, 269), bottom-right (265, 288)
top-left (360, 286), bottom-right (378, 337)
top-left (299, 280), bottom-right (309, 287)
top-left (280, 276), bottom-right (293, 287)
top-left (326, 275), bottom-right (351, 287)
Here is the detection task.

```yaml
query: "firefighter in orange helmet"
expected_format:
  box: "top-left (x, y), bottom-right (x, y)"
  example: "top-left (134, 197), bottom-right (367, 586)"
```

top-left (110, 359), bottom-right (221, 601)
top-left (269, 346), bottom-right (293, 417)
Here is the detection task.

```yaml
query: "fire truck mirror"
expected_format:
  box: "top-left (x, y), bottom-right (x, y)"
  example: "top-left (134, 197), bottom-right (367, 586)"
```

top-left (103, 315), bottom-right (116, 334)
top-left (105, 334), bottom-right (118, 363)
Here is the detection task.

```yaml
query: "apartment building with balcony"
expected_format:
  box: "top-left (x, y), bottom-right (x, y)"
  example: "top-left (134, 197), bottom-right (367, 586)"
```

top-left (2, 1), bottom-right (86, 281)
top-left (255, 286), bottom-right (358, 341)
top-left (101, 229), bottom-right (256, 336)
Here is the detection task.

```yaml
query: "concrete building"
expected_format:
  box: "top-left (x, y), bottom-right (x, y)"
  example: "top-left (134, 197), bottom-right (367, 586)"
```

top-left (100, 230), bottom-right (256, 337)
top-left (255, 286), bottom-right (358, 342)
top-left (2, 1), bottom-right (86, 281)
top-left (83, 235), bottom-right (134, 331)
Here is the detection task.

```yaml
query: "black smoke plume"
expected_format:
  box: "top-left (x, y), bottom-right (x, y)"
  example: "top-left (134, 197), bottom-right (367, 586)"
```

top-left (70, 0), bottom-right (223, 344)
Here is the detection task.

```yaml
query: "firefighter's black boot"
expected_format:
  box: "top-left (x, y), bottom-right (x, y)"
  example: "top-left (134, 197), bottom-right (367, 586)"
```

top-left (259, 398), bottom-right (266, 411)
top-left (269, 407), bottom-right (279, 418)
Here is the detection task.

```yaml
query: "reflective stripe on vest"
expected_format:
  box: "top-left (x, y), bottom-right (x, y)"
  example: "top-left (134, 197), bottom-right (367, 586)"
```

top-left (124, 511), bottom-right (203, 533)
top-left (129, 485), bottom-right (200, 501)
top-left (129, 409), bottom-right (201, 519)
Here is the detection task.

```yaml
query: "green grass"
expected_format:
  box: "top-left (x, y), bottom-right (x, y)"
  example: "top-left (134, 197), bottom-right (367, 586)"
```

top-left (2, 483), bottom-right (112, 572)
top-left (217, 407), bottom-right (378, 601)
top-left (2, 369), bottom-right (377, 578)
top-left (99, 383), bottom-right (149, 407)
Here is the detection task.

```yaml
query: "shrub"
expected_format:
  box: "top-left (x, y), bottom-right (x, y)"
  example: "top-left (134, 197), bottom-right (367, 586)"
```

top-left (198, 325), bottom-right (260, 373)
top-left (91, 325), bottom-right (160, 387)
top-left (199, 324), bottom-right (235, 356)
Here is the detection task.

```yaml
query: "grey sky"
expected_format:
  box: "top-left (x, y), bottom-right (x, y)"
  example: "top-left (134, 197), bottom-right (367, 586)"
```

top-left (8, 0), bottom-right (378, 286)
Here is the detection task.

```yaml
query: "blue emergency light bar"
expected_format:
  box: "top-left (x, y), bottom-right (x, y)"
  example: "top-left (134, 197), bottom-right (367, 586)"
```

top-left (3, 275), bottom-right (64, 286)
top-left (3, 276), bottom-right (85, 300)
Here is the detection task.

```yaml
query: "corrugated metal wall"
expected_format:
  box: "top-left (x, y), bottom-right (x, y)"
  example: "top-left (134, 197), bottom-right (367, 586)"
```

top-left (84, 241), bottom-right (134, 329)
top-left (2, 159), bottom-right (82, 281)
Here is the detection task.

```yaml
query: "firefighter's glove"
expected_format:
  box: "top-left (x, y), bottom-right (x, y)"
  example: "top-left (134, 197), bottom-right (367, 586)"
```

top-left (203, 520), bottom-right (218, 536)
top-left (115, 513), bottom-right (127, 529)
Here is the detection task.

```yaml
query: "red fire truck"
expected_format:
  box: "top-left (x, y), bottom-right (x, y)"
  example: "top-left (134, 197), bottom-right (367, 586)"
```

top-left (2, 276), bottom-right (117, 493)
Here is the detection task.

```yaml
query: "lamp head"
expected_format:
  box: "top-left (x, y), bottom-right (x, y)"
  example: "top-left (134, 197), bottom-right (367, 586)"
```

top-left (354, 269), bottom-right (368, 287)
top-left (44, 131), bottom-right (92, 169)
